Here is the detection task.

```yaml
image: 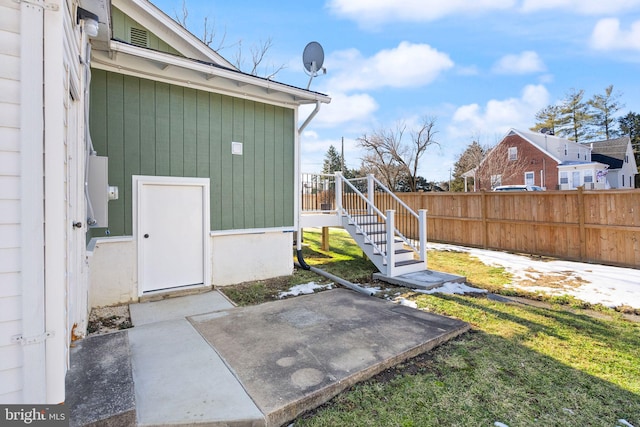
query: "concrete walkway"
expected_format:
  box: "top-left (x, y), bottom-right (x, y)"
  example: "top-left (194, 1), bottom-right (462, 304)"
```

top-left (66, 289), bottom-right (469, 426)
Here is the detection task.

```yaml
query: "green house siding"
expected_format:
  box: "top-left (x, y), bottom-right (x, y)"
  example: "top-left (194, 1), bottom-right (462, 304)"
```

top-left (89, 69), bottom-right (295, 237)
top-left (111, 7), bottom-right (182, 55)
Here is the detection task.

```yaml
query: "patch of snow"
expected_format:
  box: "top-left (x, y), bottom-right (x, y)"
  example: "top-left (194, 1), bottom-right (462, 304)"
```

top-left (360, 285), bottom-right (381, 294)
top-left (618, 420), bottom-right (635, 427)
top-left (416, 282), bottom-right (488, 295)
top-left (494, 422), bottom-right (510, 427)
top-left (279, 282), bottom-right (332, 298)
top-left (396, 297), bottom-right (418, 308)
top-left (428, 243), bottom-right (640, 309)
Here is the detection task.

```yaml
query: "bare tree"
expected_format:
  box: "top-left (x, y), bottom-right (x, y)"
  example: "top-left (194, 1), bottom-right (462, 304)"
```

top-left (174, 0), bottom-right (285, 78)
top-left (357, 117), bottom-right (439, 192)
top-left (234, 38), bottom-right (286, 79)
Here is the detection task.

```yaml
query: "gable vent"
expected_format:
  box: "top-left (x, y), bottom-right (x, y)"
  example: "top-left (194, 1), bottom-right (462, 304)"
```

top-left (130, 27), bottom-right (148, 48)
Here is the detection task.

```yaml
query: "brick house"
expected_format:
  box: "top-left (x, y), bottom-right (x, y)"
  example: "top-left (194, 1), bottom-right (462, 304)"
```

top-left (470, 129), bottom-right (610, 191)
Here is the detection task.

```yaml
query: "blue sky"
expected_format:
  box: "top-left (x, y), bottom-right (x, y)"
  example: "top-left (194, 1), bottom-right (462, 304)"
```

top-left (151, 0), bottom-right (640, 181)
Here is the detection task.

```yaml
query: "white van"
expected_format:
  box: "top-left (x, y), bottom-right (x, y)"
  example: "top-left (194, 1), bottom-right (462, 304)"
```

top-left (493, 185), bottom-right (545, 191)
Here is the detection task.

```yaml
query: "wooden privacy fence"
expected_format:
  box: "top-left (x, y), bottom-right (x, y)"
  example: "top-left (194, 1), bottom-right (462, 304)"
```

top-left (394, 189), bottom-right (640, 269)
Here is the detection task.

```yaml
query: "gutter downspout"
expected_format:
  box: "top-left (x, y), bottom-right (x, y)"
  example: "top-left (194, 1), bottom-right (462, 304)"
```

top-left (296, 101), bottom-right (322, 270)
top-left (294, 262), bottom-right (375, 296)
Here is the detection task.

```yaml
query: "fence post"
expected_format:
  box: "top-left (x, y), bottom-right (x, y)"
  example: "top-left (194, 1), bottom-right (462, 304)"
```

top-left (419, 209), bottom-right (427, 266)
top-left (386, 209), bottom-right (395, 277)
top-left (481, 190), bottom-right (488, 249)
top-left (577, 186), bottom-right (585, 261)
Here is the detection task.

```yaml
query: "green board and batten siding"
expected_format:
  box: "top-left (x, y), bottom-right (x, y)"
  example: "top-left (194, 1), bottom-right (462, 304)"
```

top-left (111, 6), bottom-right (181, 55)
top-left (89, 69), bottom-right (295, 236)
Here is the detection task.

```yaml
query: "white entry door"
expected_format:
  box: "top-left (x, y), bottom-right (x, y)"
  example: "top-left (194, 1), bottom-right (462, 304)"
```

top-left (136, 177), bottom-right (210, 294)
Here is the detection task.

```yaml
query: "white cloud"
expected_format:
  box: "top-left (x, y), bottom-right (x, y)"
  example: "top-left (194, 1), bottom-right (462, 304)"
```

top-left (590, 18), bottom-right (640, 51)
top-left (328, 0), bottom-right (640, 26)
top-left (300, 91), bottom-right (379, 128)
top-left (449, 84), bottom-right (550, 138)
top-left (327, 42), bottom-right (454, 92)
top-left (492, 51), bottom-right (546, 74)
top-left (521, 0), bottom-right (640, 14)
top-left (327, 0), bottom-right (515, 26)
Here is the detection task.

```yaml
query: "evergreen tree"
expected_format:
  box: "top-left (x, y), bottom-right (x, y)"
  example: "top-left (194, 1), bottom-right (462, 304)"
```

top-left (322, 145), bottom-right (344, 174)
top-left (558, 89), bottom-right (592, 142)
top-left (451, 140), bottom-right (486, 192)
top-left (588, 85), bottom-right (624, 140)
top-left (530, 105), bottom-right (562, 135)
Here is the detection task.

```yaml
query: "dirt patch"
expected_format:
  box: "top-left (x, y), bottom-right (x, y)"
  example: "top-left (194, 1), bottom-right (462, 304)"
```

top-left (87, 305), bottom-right (133, 337)
top-left (514, 268), bottom-right (587, 290)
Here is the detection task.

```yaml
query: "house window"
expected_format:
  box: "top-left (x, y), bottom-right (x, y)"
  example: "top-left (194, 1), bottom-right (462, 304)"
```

top-left (508, 147), bottom-right (517, 161)
top-left (584, 170), bottom-right (593, 183)
top-left (625, 154), bottom-right (629, 163)
top-left (564, 144), bottom-right (568, 155)
top-left (491, 174), bottom-right (502, 189)
top-left (525, 172), bottom-right (534, 186)
top-left (560, 172), bottom-right (569, 185)
top-left (622, 175), bottom-right (625, 187)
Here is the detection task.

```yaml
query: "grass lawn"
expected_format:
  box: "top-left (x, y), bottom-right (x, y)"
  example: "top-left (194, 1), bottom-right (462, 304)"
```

top-left (220, 228), bottom-right (640, 426)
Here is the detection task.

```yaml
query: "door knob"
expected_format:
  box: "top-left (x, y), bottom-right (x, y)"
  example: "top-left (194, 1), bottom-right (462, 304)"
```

top-left (144, 234), bottom-right (149, 238)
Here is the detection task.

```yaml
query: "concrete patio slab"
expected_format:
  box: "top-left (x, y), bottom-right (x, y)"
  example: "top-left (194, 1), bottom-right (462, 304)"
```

top-left (189, 288), bottom-right (469, 427)
top-left (128, 317), bottom-right (264, 426)
top-left (130, 289), bottom-right (234, 326)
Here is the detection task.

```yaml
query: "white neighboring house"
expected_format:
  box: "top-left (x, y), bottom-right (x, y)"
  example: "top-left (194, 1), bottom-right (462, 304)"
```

top-left (588, 136), bottom-right (637, 189)
top-left (0, 0), bottom-right (104, 403)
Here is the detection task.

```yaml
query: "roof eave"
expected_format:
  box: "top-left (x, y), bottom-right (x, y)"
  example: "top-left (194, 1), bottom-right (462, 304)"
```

top-left (104, 40), bottom-right (331, 105)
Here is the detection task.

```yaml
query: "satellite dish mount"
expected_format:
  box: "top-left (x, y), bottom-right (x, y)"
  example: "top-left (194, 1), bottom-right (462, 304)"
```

top-left (303, 41), bottom-right (326, 90)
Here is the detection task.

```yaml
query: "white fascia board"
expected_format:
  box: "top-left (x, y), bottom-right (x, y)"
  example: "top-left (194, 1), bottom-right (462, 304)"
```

top-left (112, 0), bottom-right (235, 68)
top-left (97, 41), bottom-right (331, 106)
top-left (557, 162), bottom-right (608, 170)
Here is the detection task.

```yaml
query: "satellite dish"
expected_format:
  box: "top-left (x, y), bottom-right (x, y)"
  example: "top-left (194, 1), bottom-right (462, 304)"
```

top-left (540, 128), bottom-right (549, 134)
top-left (303, 41), bottom-right (326, 89)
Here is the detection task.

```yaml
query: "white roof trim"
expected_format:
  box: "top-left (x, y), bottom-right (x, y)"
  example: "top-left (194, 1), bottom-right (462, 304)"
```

top-left (98, 40), bottom-right (331, 105)
top-left (557, 162), bottom-right (608, 170)
top-left (111, 0), bottom-right (236, 68)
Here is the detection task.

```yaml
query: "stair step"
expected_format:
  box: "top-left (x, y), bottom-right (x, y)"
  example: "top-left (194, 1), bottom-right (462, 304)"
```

top-left (356, 221), bottom-right (385, 226)
top-left (370, 238), bottom-right (402, 246)
top-left (359, 230), bottom-right (387, 236)
top-left (395, 249), bottom-right (412, 255)
top-left (395, 259), bottom-right (423, 267)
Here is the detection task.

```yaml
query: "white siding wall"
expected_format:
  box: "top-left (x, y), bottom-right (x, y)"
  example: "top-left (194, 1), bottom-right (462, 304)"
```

top-left (0, 0), bottom-right (23, 402)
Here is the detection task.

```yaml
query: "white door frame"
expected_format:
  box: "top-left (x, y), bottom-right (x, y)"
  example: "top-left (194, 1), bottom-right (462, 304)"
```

top-left (133, 176), bottom-right (210, 296)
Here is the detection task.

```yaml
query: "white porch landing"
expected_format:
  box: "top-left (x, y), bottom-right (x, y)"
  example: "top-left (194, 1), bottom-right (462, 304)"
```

top-left (373, 269), bottom-right (466, 290)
